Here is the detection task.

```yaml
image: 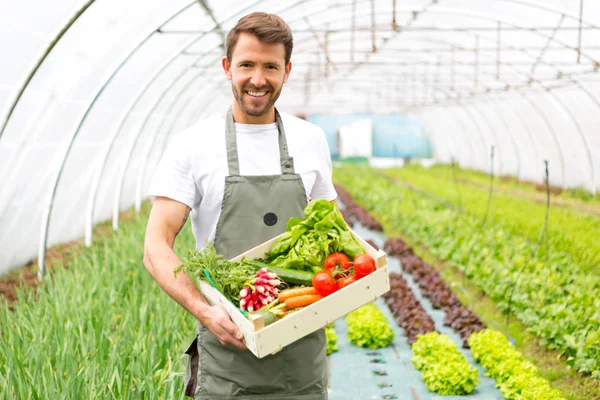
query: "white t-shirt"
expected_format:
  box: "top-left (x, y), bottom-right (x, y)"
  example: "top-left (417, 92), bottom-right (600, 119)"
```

top-left (147, 111), bottom-right (337, 249)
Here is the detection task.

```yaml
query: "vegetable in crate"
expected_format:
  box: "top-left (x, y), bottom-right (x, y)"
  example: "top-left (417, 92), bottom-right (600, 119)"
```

top-left (324, 252), bottom-right (351, 279)
top-left (175, 243), bottom-right (283, 310)
top-left (346, 304), bottom-right (394, 349)
top-left (265, 199), bottom-right (364, 272)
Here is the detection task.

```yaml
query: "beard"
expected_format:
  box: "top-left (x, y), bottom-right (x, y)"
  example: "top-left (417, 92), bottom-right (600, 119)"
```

top-left (232, 82), bottom-right (283, 117)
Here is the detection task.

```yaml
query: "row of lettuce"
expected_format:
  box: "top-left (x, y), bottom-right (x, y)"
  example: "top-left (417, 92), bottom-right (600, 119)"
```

top-left (335, 165), bottom-right (599, 378)
top-left (380, 164), bottom-right (600, 275)
top-left (335, 183), bottom-right (565, 399)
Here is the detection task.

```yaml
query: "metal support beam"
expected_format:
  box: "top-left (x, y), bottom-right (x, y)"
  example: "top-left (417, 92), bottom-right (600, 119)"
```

top-left (531, 14), bottom-right (565, 77)
top-left (392, 0), bottom-right (397, 30)
top-left (496, 22), bottom-right (501, 80)
top-left (371, 0), bottom-right (376, 52)
top-left (303, 17), bottom-right (338, 73)
top-left (39, 2), bottom-right (200, 278)
top-left (0, 0), bottom-right (95, 140)
top-left (578, 0), bottom-right (584, 63)
top-left (196, 0), bottom-right (226, 47)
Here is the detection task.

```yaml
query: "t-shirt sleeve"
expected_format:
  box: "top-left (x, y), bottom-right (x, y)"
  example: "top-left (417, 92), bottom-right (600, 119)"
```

top-left (147, 133), bottom-right (199, 208)
top-left (310, 128), bottom-right (338, 202)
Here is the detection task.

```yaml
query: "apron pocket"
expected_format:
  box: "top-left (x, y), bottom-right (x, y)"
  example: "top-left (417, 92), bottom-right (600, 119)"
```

top-left (184, 336), bottom-right (199, 398)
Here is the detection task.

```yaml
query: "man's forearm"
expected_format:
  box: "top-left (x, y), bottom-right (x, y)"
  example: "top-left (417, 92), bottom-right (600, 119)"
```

top-left (143, 241), bottom-right (210, 323)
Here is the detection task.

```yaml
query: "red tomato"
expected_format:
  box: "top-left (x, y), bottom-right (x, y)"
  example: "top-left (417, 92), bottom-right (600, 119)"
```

top-left (324, 253), bottom-right (351, 279)
top-left (353, 254), bottom-right (376, 278)
top-left (312, 271), bottom-right (338, 296)
top-left (337, 274), bottom-right (357, 289)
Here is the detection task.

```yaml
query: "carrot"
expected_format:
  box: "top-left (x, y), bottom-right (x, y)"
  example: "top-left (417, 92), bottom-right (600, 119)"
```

top-left (284, 294), bottom-right (323, 309)
top-left (278, 287), bottom-right (318, 302)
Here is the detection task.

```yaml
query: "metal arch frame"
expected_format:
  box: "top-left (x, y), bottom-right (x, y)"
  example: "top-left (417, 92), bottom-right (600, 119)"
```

top-left (373, 31), bottom-right (572, 189)
top-left (109, 50), bottom-right (222, 231)
top-left (474, 101), bottom-right (522, 179)
top-left (287, 10), bottom-right (580, 185)
top-left (458, 104), bottom-right (498, 173)
top-left (414, 108), bottom-right (463, 166)
top-left (131, 55), bottom-right (223, 212)
top-left (285, 4), bottom-right (599, 83)
top-left (0, 0), bottom-right (96, 140)
top-left (132, 62), bottom-right (224, 212)
top-left (83, 0), bottom-right (278, 244)
top-left (187, 89), bottom-right (230, 127)
top-left (497, 97), bottom-right (540, 176)
top-left (84, 49), bottom-right (220, 246)
top-left (432, 105), bottom-right (480, 169)
top-left (383, 8), bottom-right (598, 192)
top-left (109, 0), bottom-right (315, 230)
top-left (469, 102), bottom-right (519, 178)
top-left (127, 0), bottom-right (600, 208)
top-left (116, 0), bottom-right (598, 214)
top-left (292, 43), bottom-right (521, 174)
top-left (37, 2), bottom-right (207, 277)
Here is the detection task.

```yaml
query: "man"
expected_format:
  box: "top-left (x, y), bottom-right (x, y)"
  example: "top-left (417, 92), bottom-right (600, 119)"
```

top-left (143, 12), bottom-right (337, 400)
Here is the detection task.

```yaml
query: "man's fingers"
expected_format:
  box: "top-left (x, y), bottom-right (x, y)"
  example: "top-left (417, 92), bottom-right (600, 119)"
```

top-left (221, 319), bottom-right (243, 340)
top-left (212, 324), bottom-right (247, 350)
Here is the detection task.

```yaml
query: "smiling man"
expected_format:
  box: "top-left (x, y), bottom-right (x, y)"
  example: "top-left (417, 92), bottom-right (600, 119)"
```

top-left (143, 12), bottom-right (337, 400)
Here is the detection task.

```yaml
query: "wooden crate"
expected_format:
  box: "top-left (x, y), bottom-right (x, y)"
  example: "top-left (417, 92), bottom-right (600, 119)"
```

top-left (199, 230), bottom-right (389, 358)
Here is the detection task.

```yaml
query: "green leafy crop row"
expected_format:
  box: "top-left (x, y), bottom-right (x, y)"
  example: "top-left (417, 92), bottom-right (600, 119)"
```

top-left (468, 329), bottom-right (565, 400)
top-left (0, 209), bottom-right (195, 399)
top-left (381, 165), bottom-right (600, 273)
top-left (412, 332), bottom-right (480, 395)
top-left (334, 165), bottom-right (600, 376)
top-left (345, 303), bottom-right (394, 349)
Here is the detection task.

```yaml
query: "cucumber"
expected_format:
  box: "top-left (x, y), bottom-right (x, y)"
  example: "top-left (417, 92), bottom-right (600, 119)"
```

top-left (244, 260), bottom-right (314, 286)
top-left (248, 309), bottom-right (280, 326)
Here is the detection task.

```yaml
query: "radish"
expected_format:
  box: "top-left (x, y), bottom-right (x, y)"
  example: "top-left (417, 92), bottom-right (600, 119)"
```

top-left (254, 277), bottom-right (268, 286)
top-left (268, 279), bottom-right (281, 287)
top-left (258, 293), bottom-right (269, 305)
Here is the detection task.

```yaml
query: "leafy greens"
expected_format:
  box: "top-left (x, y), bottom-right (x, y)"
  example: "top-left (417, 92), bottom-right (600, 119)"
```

top-left (265, 199), bottom-right (364, 272)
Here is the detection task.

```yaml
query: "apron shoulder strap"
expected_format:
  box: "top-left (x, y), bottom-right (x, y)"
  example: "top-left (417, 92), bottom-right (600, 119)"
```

top-left (225, 107), bottom-right (296, 176)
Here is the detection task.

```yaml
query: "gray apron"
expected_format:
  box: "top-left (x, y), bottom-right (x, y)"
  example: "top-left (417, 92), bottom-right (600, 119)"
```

top-left (184, 108), bottom-right (328, 400)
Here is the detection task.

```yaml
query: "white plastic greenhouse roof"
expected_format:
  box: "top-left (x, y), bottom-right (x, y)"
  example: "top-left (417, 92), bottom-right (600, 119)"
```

top-left (1, 0), bottom-right (599, 276)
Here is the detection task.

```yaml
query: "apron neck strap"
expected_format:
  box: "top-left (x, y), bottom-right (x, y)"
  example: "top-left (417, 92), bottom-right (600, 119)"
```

top-left (225, 106), bottom-right (293, 176)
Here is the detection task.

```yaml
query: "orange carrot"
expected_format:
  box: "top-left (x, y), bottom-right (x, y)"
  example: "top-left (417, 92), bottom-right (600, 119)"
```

top-left (284, 294), bottom-right (323, 309)
top-left (278, 287), bottom-right (318, 302)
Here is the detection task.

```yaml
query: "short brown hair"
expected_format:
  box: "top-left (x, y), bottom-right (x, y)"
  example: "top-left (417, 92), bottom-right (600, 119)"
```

top-left (226, 12), bottom-right (293, 65)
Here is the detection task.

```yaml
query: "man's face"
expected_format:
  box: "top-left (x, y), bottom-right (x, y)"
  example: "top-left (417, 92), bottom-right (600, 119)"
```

top-left (223, 33), bottom-right (291, 123)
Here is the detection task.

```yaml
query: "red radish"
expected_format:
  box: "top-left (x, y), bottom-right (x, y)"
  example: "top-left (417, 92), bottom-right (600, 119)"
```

top-left (254, 277), bottom-right (269, 286)
top-left (258, 293), bottom-right (269, 305)
top-left (256, 285), bottom-right (266, 294)
top-left (268, 279), bottom-right (281, 287)
top-left (240, 287), bottom-right (249, 298)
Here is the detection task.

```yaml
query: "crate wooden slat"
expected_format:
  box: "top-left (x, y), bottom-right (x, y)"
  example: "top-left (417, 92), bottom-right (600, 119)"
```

top-left (200, 229), bottom-right (390, 358)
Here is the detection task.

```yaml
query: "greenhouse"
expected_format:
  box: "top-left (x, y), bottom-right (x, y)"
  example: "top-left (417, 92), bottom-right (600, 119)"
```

top-left (1, 0), bottom-right (599, 399)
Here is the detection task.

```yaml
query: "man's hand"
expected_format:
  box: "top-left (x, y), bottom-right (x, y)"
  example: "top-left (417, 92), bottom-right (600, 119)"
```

top-left (202, 305), bottom-right (247, 350)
